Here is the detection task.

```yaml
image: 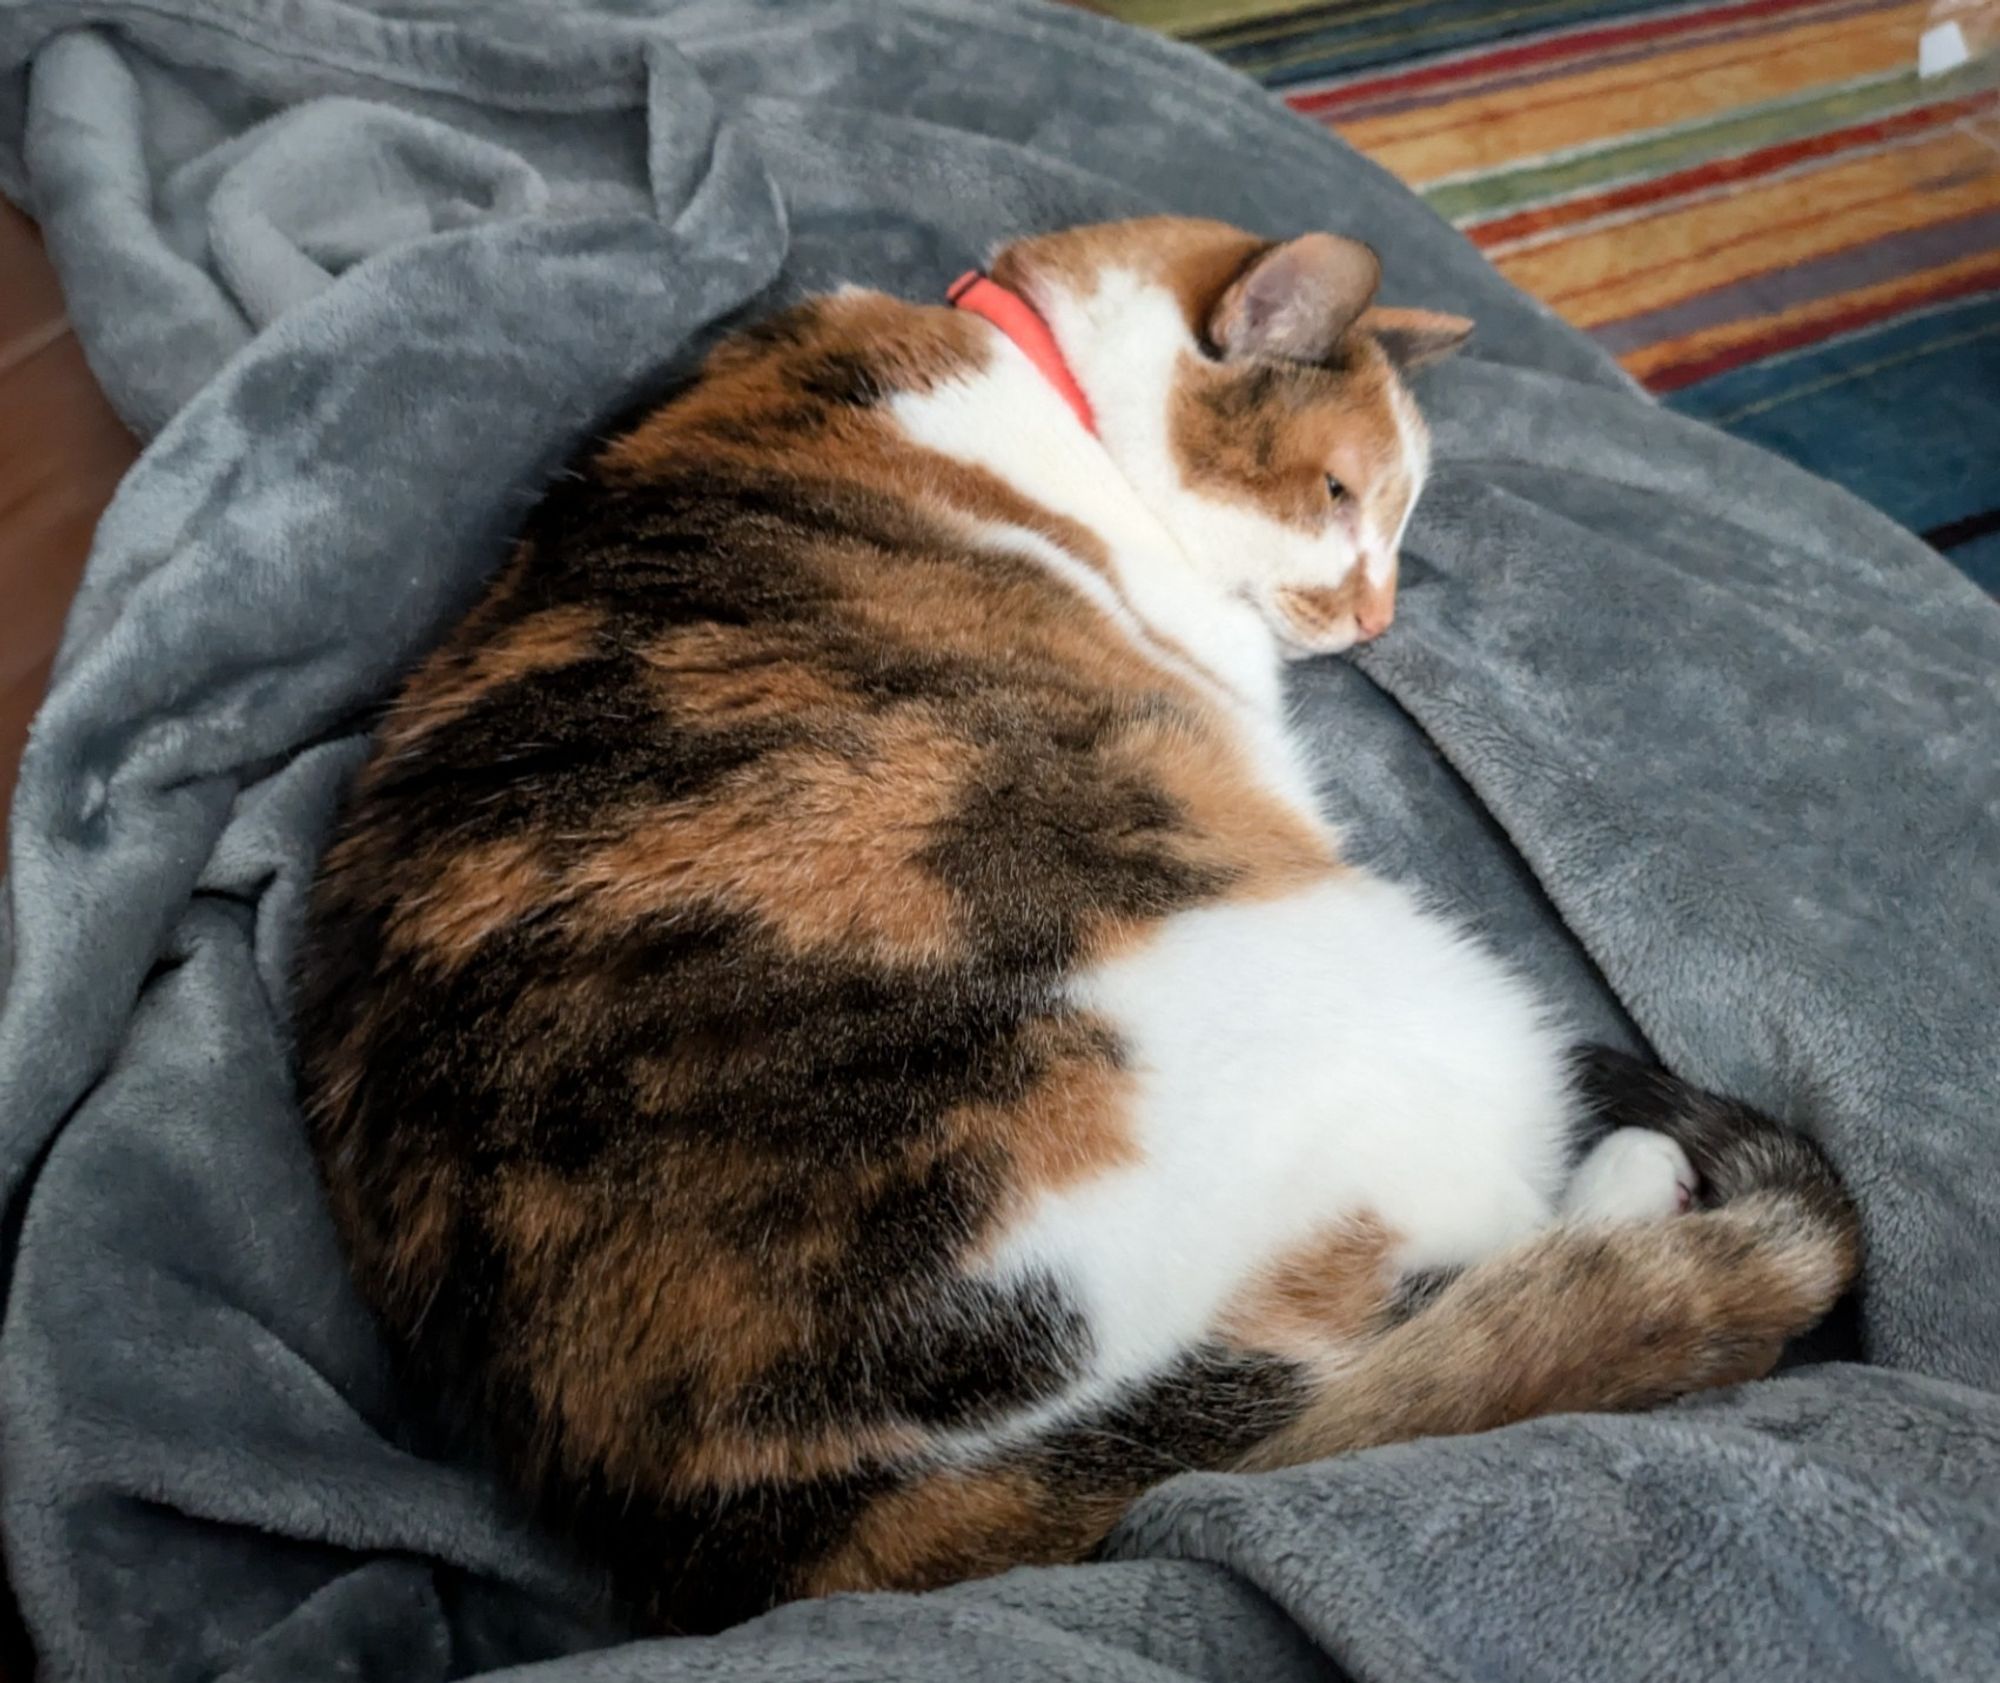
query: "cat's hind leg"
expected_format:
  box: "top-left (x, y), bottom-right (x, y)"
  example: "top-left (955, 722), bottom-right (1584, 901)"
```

top-left (1239, 1058), bottom-right (1859, 1473)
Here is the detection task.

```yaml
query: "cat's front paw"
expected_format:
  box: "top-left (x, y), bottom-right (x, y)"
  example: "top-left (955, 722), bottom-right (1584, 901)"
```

top-left (1563, 1127), bottom-right (1697, 1224)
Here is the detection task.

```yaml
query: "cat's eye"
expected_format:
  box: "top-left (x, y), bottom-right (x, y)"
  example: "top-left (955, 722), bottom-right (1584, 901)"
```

top-left (1325, 475), bottom-right (1349, 504)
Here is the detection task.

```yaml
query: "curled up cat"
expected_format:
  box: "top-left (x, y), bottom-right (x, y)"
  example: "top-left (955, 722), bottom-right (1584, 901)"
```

top-left (294, 216), bottom-right (1861, 1635)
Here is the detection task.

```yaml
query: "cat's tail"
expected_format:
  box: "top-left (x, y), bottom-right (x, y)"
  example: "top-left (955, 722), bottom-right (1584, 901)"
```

top-left (1567, 1043), bottom-right (1859, 1234)
top-left (1235, 1046), bottom-right (1861, 1473)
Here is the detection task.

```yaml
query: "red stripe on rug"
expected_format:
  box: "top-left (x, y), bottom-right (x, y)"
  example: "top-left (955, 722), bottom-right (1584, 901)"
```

top-left (1641, 256), bottom-right (2000, 390)
top-left (1288, 0), bottom-right (1845, 116)
top-left (1467, 92), bottom-right (1999, 250)
top-left (1542, 158), bottom-right (1982, 312)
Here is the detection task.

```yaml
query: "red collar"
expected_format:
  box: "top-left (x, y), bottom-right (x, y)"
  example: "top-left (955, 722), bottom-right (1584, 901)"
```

top-left (948, 271), bottom-right (1097, 436)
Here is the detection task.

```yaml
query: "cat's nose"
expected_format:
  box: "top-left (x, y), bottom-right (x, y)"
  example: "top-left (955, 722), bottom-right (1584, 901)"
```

top-left (1355, 596), bottom-right (1395, 640)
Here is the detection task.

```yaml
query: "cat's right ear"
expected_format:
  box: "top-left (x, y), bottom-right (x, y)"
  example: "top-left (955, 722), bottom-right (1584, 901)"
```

top-left (1208, 234), bottom-right (1382, 364)
top-left (1362, 307), bottom-right (1474, 371)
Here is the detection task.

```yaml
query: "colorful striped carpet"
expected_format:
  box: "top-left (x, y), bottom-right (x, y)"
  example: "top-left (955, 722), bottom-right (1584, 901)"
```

top-left (1106, 0), bottom-right (2000, 592)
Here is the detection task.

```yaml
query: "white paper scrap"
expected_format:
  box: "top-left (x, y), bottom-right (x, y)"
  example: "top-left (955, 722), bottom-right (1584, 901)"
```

top-left (1919, 20), bottom-right (1971, 77)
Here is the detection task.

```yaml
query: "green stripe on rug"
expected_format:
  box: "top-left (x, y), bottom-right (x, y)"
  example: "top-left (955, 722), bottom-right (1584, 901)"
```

top-left (1207, 0), bottom-right (1653, 78)
top-left (1101, 0), bottom-right (1314, 33)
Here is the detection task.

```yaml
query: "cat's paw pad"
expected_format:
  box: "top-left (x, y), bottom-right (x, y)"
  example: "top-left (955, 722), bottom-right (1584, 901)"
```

top-left (1563, 1128), bottom-right (1697, 1224)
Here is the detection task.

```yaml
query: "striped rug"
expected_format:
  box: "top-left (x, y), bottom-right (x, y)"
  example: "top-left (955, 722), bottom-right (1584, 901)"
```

top-left (1105, 0), bottom-right (2000, 592)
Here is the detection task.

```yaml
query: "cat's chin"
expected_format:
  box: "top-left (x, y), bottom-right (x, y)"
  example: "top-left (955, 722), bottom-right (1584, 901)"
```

top-left (1256, 583), bottom-right (1373, 660)
top-left (1265, 606), bottom-right (1364, 660)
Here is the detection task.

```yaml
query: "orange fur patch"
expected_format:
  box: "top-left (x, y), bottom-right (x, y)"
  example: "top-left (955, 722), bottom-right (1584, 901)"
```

top-left (385, 833), bottom-right (551, 967)
top-left (559, 713), bottom-right (971, 965)
top-left (804, 1465), bottom-right (1118, 1598)
top-left (946, 1014), bottom-right (1141, 1211)
top-left (640, 624), bottom-right (857, 727)
top-left (674, 1422), bottom-right (927, 1498)
top-left (488, 1163), bottom-right (805, 1481)
top-left (1109, 707), bottom-right (1339, 910)
top-left (1220, 1213), bottom-right (1403, 1366)
top-left (600, 291), bottom-right (992, 480)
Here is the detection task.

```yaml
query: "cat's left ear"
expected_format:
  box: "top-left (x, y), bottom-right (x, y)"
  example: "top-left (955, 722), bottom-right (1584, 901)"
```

top-left (1361, 308), bottom-right (1474, 371)
top-left (1209, 234), bottom-right (1382, 363)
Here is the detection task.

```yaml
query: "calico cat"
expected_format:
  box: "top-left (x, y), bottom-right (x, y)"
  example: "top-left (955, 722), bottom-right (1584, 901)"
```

top-left (295, 216), bottom-right (1860, 1635)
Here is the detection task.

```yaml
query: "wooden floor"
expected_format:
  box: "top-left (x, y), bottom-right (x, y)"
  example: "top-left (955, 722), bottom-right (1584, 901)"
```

top-left (1, 198), bottom-right (133, 1680)
top-left (0, 200), bottom-right (137, 841)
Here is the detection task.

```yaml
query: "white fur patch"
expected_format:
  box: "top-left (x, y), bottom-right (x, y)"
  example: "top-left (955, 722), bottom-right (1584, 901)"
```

top-left (1381, 377), bottom-right (1430, 573)
top-left (1563, 1128), bottom-right (1695, 1224)
top-left (977, 875), bottom-right (1576, 1420)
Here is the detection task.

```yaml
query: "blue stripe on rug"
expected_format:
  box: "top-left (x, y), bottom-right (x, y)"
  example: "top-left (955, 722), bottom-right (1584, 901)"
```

top-left (1944, 528), bottom-right (2000, 594)
top-left (1200, 0), bottom-right (1677, 85)
top-left (1666, 290), bottom-right (2000, 560)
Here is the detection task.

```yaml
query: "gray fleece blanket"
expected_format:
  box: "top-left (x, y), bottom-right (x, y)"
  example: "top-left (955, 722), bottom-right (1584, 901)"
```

top-left (2, 2), bottom-right (1998, 1678)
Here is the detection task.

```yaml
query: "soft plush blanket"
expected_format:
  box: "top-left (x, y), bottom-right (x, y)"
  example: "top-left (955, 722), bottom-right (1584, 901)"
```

top-left (1, 3), bottom-right (1997, 1680)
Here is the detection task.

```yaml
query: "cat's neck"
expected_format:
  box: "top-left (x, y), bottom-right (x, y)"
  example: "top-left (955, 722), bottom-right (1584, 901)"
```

top-left (888, 312), bottom-right (1288, 722)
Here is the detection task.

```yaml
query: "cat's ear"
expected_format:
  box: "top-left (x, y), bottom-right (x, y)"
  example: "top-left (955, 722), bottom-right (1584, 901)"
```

top-left (1361, 307), bottom-right (1474, 371)
top-left (1208, 234), bottom-right (1382, 363)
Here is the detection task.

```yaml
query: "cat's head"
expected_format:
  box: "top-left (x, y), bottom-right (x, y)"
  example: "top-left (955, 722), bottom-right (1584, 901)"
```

top-left (987, 218), bottom-right (1471, 655)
